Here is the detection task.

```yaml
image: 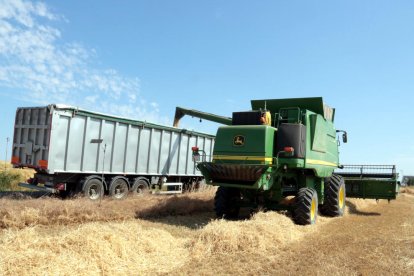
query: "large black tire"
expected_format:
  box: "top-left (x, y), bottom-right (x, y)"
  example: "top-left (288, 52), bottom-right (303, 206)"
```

top-left (130, 177), bottom-right (150, 196)
top-left (214, 187), bottom-right (240, 219)
top-left (82, 178), bottom-right (104, 200)
top-left (322, 174), bottom-right (346, 217)
top-left (294, 188), bottom-right (318, 225)
top-left (109, 177), bottom-right (129, 200)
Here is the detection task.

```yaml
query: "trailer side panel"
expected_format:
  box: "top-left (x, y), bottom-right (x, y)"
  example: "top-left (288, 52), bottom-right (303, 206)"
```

top-left (12, 105), bottom-right (214, 177)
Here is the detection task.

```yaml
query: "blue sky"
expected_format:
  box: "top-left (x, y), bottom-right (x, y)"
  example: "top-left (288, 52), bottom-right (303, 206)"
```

top-left (0, 0), bottom-right (413, 176)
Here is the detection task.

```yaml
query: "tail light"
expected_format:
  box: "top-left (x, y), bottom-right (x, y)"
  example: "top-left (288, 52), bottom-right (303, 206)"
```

top-left (284, 147), bottom-right (294, 153)
top-left (55, 183), bottom-right (66, 191)
top-left (192, 146), bottom-right (200, 162)
top-left (283, 147), bottom-right (295, 157)
top-left (11, 156), bottom-right (20, 164)
top-left (38, 160), bottom-right (48, 169)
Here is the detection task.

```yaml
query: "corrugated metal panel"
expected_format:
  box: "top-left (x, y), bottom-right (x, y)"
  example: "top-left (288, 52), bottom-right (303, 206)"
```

top-left (12, 106), bottom-right (51, 167)
top-left (13, 104), bottom-right (214, 177)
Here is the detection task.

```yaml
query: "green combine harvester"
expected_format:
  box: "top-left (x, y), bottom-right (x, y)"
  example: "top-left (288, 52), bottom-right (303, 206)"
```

top-left (174, 97), bottom-right (399, 225)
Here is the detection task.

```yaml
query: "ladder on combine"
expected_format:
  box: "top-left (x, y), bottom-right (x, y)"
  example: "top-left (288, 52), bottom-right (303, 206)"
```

top-left (335, 165), bottom-right (399, 200)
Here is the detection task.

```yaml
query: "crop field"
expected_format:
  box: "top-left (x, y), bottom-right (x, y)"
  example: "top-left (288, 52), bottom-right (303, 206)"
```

top-left (0, 167), bottom-right (413, 275)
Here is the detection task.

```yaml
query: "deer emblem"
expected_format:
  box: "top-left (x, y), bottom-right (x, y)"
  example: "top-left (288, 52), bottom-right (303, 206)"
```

top-left (233, 135), bottom-right (245, 146)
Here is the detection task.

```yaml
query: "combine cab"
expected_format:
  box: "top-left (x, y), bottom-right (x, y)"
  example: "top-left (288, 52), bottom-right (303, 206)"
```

top-left (174, 97), bottom-right (399, 224)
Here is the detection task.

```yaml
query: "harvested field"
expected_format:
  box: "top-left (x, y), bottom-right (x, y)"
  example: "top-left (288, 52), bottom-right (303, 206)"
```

top-left (0, 191), bottom-right (215, 229)
top-left (1, 188), bottom-right (413, 275)
top-left (401, 186), bottom-right (414, 195)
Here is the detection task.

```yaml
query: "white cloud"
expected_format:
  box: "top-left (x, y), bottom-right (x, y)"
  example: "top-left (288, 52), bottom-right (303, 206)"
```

top-left (0, 0), bottom-right (59, 27)
top-left (85, 95), bottom-right (99, 105)
top-left (0, 0), bottom-right (166, 124)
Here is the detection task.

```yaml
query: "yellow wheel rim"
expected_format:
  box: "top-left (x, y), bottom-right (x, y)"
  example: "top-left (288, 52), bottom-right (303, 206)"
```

top-left (310, 197), bottom-right (316, 221)
top-left (339, 185), bottom-right (345, 209)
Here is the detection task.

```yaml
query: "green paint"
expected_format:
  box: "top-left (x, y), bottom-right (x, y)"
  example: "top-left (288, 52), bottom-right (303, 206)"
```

top-left (345, 179), bottom-right (398, 200)
top-left (173, 106), bottom-right (232, 126)
top-left (213, 125), bottom-right (275, 165)
top-left (193, 97), bottom-right (398, 212)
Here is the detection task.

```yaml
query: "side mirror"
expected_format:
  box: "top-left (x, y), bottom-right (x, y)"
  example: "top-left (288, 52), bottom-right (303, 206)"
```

top-left (342, 133), bottom-right (348, 143)
top-left (336, 130), bottom-right (348, 144)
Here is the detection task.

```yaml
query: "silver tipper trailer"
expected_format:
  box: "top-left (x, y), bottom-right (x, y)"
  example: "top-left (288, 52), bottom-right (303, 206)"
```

top-left (13, 104), bottom-right (215, 199)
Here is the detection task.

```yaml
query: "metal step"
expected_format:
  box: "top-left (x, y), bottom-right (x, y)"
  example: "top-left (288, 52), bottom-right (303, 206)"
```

top-left (18, 183), bottom-right (56, 193)
top-left (154, 182), bottom-right (183, 195)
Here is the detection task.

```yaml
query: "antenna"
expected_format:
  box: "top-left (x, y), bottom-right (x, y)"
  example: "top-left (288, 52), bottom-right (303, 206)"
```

top-left (100, 143), bottom-right (106, 206)
top-left (5, 137), bottom-right (9, 170)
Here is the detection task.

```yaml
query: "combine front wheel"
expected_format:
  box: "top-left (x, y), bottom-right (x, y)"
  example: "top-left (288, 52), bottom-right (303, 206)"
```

top-left (322, 174), bottom-right (346, 216)
top-left (214, 187), bottom-right (240, 219)
top-left (294, 188), bottom-right (318, 225)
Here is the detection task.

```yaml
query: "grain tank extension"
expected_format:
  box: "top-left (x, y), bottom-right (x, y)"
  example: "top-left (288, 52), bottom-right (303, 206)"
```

top-left (176, 97), bottom-right (399, 224)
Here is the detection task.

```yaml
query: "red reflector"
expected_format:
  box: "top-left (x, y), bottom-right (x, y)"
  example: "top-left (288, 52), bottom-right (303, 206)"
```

top-left (284, 147), bottom-right (294, 153)
top-left (11, 156), bottom-right (20, 164)
top-left (55, 183), bottom-right (66, 191)
top-left (192, 146), bottom-right (199, 152)
top-left (38, 160), bottom-right (48, 169)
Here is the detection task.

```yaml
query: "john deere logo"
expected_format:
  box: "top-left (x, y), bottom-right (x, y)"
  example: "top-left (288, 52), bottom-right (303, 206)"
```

top-left (233, 135), bottom-right (245, 146)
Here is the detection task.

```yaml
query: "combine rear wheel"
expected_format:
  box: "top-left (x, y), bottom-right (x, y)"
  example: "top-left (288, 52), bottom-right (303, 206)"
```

top-left (214, 187), bottom-right (240, 219)
top-left (294, 188), bottom-right (318, 225)
top-left (322, 174), bottom-right (346, 216)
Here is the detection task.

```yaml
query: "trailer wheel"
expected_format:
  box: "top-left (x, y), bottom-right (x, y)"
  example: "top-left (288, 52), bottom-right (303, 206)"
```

top-left (214, 187), bottom-right (240, 219)
top-left (109, 177), bottom-right (129, 200)
top-left (83, 178), bottom-right (104, 200)
top-left (294, 188), bottom-right (318, 225)
top-left (131, 177), bottom-right (150, 196)
top-left (322, 174), bottom-right (346, 217)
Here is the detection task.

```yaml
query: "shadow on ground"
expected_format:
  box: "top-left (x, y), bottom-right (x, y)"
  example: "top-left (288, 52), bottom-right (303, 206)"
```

top-left (0, 191), bottom-right (50, 199)
top-left (346, 201), bottom-right (381, 216)
top-left (133, 195), bottom-right (214, 228)
top-left (133, 195), bottom-right (215, 229)
top-left (144, 212), bottom-right (215, 230)
top-left (134, 196), bottom-right (258, 229)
